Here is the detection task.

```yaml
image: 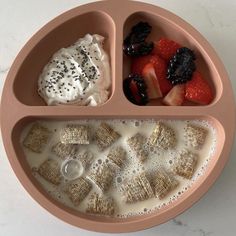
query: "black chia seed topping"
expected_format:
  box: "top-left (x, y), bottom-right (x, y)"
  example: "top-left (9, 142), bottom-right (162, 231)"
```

top-left (39, 36), bottom-right (107, 105)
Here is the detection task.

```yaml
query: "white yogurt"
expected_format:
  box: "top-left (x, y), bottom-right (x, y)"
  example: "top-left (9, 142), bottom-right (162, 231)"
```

top-left (21, 119), bottom-right (217, 218)
top-left (38, 34), bottom-right (111, 106)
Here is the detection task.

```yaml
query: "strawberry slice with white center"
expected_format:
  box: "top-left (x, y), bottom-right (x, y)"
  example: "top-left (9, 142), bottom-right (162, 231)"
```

top-left (142, 63), bottom-right (163, 99)
top-left (132, 55), bottom-right (173, 95)
top-left (163, 84), bottom-right (185, 106)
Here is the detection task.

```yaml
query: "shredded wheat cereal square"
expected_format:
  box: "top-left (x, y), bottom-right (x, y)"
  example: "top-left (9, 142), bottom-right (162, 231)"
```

top-left (148, 122), bottom-right (176, 150)
top-left (121, 173), bottom-right (154, 203)
top-left (78, 150), bottom-right (94, 170)
top-left (127, 133), bottom-right (148, 162)
top-left (38, 159), bottom-right (61, 185)
top-left (86, 192), bottom-right (115, 216)
top-left (150, 168), bottom-right (178, 199)
top-left (94, 123), bottom-right (120, 151)
top-left (23, 123), bottom-right (52, 153)
top-left (60, 124), bottom-right (89, 144)
top-left (87, 163), bottom-right (115, 192)
top-left (184, 123), bottom-right (208, 149)
top-left (51, 142), bottom-right (77, 159)
top-left (107, 146), bottom-right (127, 169)
top-left (173, 149), bottom-right (198, 179)
top-left (66, 177), bottom-right (92, 206)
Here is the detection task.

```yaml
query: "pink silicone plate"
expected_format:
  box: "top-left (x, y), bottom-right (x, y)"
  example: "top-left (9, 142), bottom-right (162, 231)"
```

top-left (1, 0), bottom-right (235, 233)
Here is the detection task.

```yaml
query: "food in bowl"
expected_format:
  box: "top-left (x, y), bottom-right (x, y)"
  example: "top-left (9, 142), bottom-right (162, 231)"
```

top-left (21, 119), bottom-right (216, 217)
top-left (1, 0), bottom-right (234, 232)
top-left (123, 22), bottom-right (213, 106)
top-left (38, 34), bottom-right (111, 106)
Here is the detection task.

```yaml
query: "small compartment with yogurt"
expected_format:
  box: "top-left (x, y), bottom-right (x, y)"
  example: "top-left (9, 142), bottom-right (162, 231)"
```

top-left (13, 11), bottom-right (115, 106)
top-left (123, 12), bottom-right (220, 106)
top-left (19, 118), bottom-right (220, 218)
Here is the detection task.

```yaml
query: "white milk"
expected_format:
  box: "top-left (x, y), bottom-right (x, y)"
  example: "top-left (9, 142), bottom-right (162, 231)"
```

top-left (21, 119), bottom-right (216, 218)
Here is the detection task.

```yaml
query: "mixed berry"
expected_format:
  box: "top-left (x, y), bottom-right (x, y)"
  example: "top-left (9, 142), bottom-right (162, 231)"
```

top-left (167, 47), bottom-right (196, 85)
top-left (123, 22), bottom-right (213, 106)
top-left (123, 22), bottom-right (154, 57)
top-left (123, 74), bottom-right (148, 105)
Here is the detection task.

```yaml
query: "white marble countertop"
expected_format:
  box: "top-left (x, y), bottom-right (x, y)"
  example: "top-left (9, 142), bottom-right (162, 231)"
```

top-left (0, 0), bottom-right (236, 235)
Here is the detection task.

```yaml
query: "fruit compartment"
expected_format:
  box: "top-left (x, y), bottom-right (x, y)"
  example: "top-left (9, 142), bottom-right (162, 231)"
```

top-left (122, 11), bottom-right (222, 106)
top-left (11, 115), bottom-right (225, 224)
top-left (13, 11), bottom-right (116, 106)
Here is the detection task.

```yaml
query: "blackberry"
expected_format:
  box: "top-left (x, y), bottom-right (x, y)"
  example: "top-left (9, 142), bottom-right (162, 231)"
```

top-left (123, 22), bottom-right (154, 57)
top-left (124, 42), bottom-right (154, 57)
top-left (123, 74), bottom-right (148, 105)
top-left (167, 47), bottom-right (196, 85)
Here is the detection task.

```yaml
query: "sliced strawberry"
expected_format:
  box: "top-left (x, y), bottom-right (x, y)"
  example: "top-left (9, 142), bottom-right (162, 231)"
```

top-left (163, 84), bottom-right (185, 106)
top-left (131, 55), bottom-right (156, 75)
top-left (132, 55), bottom-right (173, 95)
top-left (185, 71), bottom-right (213, 105)
top-left (152, 38), bottom-right (181, 61)
top-left (142, 63), bottom-right (163, 99)
top-left (151, 56), bottom-right (173, 95)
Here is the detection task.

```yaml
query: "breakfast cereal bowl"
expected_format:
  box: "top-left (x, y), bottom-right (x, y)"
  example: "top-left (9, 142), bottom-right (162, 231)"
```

top-left (1, 0), bottom-right (235, 233)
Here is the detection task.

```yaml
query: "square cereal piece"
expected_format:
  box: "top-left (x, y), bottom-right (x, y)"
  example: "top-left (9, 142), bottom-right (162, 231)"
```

top-left (173, 149), bottom-right (198, 179)
top-left (38, 159), bottom-right (61, 185)
top-left (66, 177), bottom-right (92, 206)
top-left (184, 123), bottom-right (208, 149)
top-left (127, 133), bottom-right (148, 162)
top-left (121, 173), bottom-right (154, 203)
top-left (148, 122), bottom-right (176, 150)
top-left (23, 123), bottom-right (52, 153)
top-left (151, 168), bottom-right (178, 199)
top-left (78, 150), bottom-right (94, 170)
top-left (86, 192), bottom-right (115, 216)
top-left (51, 142), bottom-right (78, 159)
top-left (107, 146), bottom-right (127, 169)
top-left (94, 123), bottom-right (120, 151)
top-left (60, 124), bottom-right (89, 144)
top-left (87, 163), bottom-right (116, 192)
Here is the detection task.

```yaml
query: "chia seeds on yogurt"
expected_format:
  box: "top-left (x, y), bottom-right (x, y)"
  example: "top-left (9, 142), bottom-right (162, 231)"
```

top-left (38, 34), bottom-right (111, 106)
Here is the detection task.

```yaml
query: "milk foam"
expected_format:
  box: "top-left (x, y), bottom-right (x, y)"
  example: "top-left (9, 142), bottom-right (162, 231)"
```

top-left (21, 119), bottom-right (217, 218)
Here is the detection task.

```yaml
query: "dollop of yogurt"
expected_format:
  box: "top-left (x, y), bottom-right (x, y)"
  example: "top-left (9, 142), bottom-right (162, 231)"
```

top-left (38, 34), bottom-right (111, 106)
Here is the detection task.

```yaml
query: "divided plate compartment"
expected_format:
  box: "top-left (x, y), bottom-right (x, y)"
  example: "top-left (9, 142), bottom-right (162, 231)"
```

top-left (1, 0), bottom-right (235, 233)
